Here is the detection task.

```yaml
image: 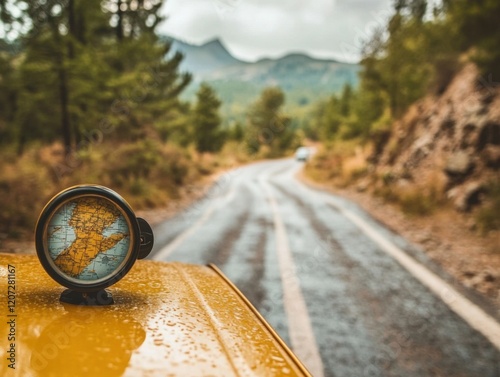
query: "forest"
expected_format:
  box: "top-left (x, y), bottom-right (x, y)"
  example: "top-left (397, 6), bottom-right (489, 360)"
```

top-left (1, 0), bottom-right (499, 241)
top-left (0, 0), bottom-right (299, 239)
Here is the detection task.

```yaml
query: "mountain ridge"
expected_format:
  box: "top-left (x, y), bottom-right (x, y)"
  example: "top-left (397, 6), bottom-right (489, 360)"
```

top-left (164, 36), bottom-right (243, 74)
top-left (254, 52), bottom-right (340, 64)
top-left (162, 35), bottom-right (360, 121)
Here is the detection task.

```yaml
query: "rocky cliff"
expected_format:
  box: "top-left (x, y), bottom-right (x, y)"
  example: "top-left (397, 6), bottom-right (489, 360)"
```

top-left (373, 63), bottom-right (500, 213)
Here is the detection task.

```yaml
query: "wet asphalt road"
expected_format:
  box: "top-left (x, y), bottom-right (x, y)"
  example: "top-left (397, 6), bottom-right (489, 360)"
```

top-left (151, 159), bottom-right (500, 377)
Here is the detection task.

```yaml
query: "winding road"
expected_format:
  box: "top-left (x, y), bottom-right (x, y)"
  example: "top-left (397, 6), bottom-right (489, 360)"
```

top-left (151, 159), bottom-right (500, 377)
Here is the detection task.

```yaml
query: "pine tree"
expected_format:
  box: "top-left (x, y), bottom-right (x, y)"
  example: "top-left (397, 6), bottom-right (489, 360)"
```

top-left (100, 0), bottom-right (191, 140)
top-left (102, 0), bottom-right (164, 41)
top-left (0, 51), bottom-right (17, 144)
top-left (246, 87), bottom-right (295, 156)
top-left (191, 83), bottom-right (224, 153)
top-left (339, 84), bottom-right (353, 117)
top-left (13, 0), bottom-right (105, 153)
top-left (5, 0), bottom-right (191, 152)
top-left (445, 0), bottom-right (500, 76)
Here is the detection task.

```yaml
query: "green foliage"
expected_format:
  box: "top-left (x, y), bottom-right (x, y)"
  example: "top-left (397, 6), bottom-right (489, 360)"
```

top-left (0, 0), bottom-right (191, 153)
top-left (191, 83), bottom-right (225, 153)
top-left (229, 122), bottom-right (245, 142)
top-left (0, 51), bottom-right (17, 143)
top-left (362, 6), bottom-right (451, 119)
top-left (180, 60), bottom-right (360, 124)
top-left (102, 0), bottom-right (164, 40)
top-left (245, 87), bottom-right (298, 157)
top-left (339, 84), bottom-right (353, 117)
top-left (307, 0), bottom-right (500, 143)
top-left (306, 83), bottom-right (359, 141)
top-left (444, 0), bottom-right (500, 77)
top-left (0, 0), bottom-right (235, 239)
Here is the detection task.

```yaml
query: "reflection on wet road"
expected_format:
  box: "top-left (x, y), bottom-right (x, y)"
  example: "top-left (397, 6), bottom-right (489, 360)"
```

top-left (152, 159), bottom-right (500, 377)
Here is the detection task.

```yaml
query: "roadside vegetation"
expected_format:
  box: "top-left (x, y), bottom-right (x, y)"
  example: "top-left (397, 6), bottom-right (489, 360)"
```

top-left (476, 179), bottom-right (500, 234)
top-left (304, 0), bottom-right (500, 235)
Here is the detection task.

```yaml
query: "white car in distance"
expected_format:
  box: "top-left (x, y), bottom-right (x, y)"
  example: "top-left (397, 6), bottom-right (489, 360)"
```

top-left (295, 147), bottom-right (311, 161)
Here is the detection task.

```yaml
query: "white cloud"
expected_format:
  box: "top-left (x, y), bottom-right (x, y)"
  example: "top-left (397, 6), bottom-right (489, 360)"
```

top-left (159, 0), bottom-right (393, 63)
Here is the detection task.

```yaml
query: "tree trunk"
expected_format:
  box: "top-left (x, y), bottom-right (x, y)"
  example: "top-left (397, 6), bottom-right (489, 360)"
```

top-left (58, 62), bottom-right (72, 155)
top-left (17, 129), bottom-right (26, 156)
top-left (116, 0), bottom-right (124, 42)
top-left (68, 0), bottom-right (75, 58)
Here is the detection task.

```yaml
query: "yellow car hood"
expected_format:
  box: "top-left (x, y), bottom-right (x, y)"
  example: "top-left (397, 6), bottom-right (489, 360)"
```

top-left (0, 253), bottom-right (311, 376)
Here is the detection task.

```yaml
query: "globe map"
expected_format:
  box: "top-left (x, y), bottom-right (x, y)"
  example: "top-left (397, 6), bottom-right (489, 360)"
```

top-left (47, 197), bottom-right (131, 281)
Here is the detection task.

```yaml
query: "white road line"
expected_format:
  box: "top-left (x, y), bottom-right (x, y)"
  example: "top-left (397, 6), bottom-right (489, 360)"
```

top-left (261, 180), bottom-right (325, 377)
top-left (223, 188), bottom-right (236, 206)
top-left (153, 187), bottom-right (235, 261)
top-left (324, 197), bottom-right (500, 351)
top-left (153, 203), bottom-right (216, 260)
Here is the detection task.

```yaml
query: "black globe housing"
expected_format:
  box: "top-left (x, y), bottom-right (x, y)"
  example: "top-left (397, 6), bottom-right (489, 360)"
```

top-left (35, 185), bottom-right (152, 295)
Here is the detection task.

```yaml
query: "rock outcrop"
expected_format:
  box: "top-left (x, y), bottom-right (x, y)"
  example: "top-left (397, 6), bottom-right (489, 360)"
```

top-left (373, 64), bottom-right (500, 211)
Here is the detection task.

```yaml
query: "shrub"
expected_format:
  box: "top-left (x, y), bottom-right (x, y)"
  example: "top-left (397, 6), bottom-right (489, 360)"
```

top-left (106, 140), bottom-right (161, 186)
top-left (0, 151), bottom-right (54, 237)
top-left (476, 179), bottom-right (500, 233)
top-left (399, 190), bottom-right (439, 216)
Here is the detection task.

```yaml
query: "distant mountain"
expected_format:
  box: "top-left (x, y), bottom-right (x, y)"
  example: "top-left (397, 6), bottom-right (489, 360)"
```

top-left (167, 37), bottom-right (244, 74)
top-left (162, 36), bottom-right (360, 121)
top-left (206, 52), bottom-right (359, 93)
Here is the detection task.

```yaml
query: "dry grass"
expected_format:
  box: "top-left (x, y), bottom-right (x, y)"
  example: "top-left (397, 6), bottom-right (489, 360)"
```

top-left (0, 140), bottom-right (240, 244)
top-left (376, 171), bottom-right (448, 216)
top-left (475, 178), bottom-right (500, 234)
top-left (305, 142), bottom-right (457, 219)
top-left (304, 140), bottom-right (370, 187)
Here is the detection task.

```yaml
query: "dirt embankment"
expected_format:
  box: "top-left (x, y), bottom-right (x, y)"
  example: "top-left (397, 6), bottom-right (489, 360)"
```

top-left (371, 63), bottom-right (500, 214)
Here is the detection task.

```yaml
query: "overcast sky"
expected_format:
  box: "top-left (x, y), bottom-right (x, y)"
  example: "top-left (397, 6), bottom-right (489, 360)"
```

top-left (159, 0), bottom-right (394, 63)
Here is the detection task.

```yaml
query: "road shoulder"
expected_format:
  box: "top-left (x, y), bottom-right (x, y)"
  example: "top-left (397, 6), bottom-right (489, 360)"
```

top-left (296, 168), bottom-right (500, 314)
